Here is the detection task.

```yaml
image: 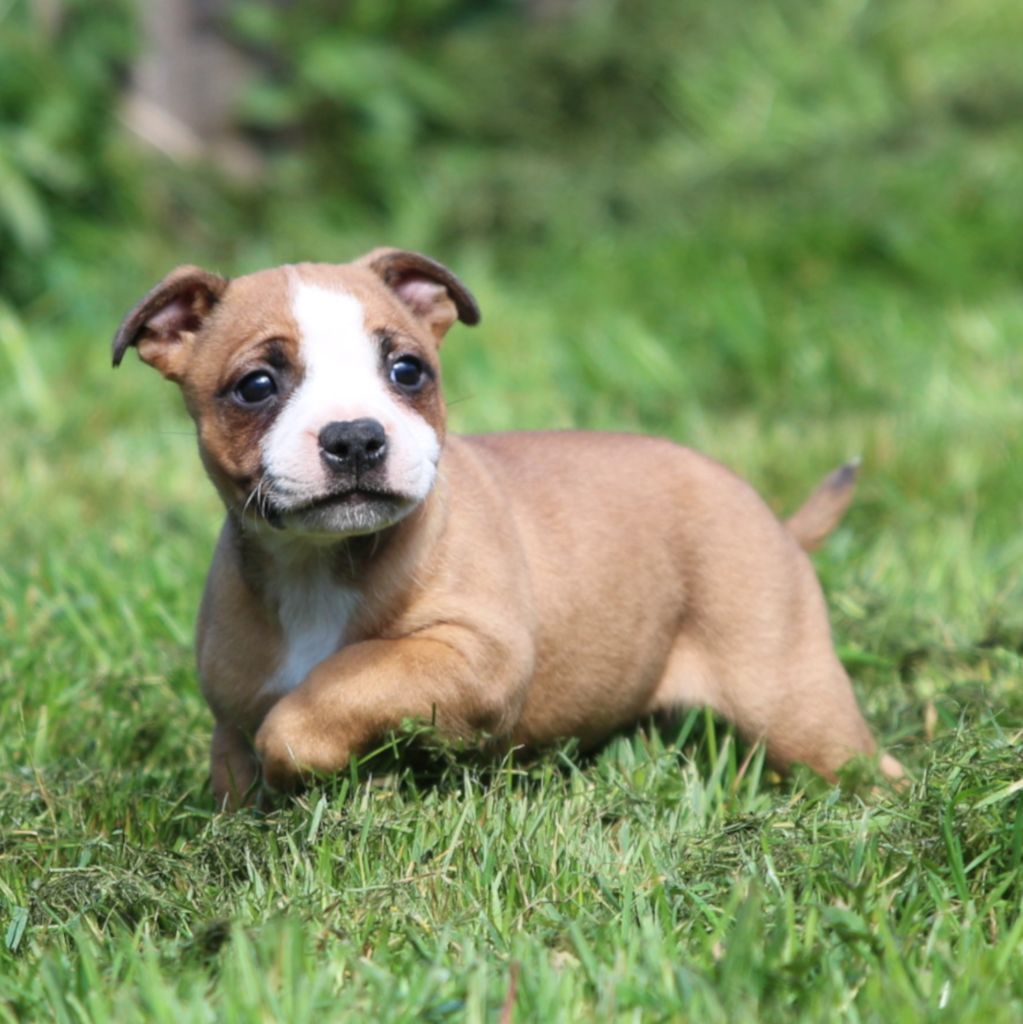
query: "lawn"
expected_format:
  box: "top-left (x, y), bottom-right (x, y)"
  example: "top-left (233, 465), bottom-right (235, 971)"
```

top-left (2, 1), bottom-right (1022, 1020)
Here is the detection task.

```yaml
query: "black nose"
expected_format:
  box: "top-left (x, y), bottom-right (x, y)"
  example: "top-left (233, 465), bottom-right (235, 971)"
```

top-left (318, 418), bottom-right (388, 474)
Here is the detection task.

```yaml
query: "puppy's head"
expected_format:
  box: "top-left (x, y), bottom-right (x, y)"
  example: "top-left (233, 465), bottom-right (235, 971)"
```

top-left (113, 249), bottom-right (479, 537)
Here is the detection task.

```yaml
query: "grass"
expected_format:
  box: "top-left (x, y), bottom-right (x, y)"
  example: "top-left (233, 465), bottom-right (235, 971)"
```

top-left (3, 1), bottom-right (1023, 1019)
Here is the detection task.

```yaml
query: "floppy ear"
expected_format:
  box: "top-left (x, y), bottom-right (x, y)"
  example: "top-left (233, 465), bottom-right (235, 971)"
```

top-left (112, 266), bottom-right (229, 381)
top-left (358, 248), bottom-right (480, 342)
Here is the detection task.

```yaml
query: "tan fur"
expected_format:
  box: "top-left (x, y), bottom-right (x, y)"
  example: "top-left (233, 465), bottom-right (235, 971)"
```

top-left (113, 252), bottom-right (904, 808)
top-left (786, 459), bottom-right (860, 552)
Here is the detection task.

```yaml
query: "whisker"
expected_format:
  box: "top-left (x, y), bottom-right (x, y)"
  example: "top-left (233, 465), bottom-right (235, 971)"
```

top-left (241, 481), bottom-right (260, 520)
top-left (256, 479), bottom-right (271, 519)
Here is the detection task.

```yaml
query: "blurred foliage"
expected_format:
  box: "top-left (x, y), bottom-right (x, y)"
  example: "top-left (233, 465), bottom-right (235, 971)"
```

top-left (2, 0), bottom-right (1023, 309)
top-left (230, 0), bottom-right (499, 210)
top-left (227, 0), bottom-right (1023, 282)
top-left (0, 0), bottom-right (1018, 502)
top-left (0, 0), bottom-right (137, 302)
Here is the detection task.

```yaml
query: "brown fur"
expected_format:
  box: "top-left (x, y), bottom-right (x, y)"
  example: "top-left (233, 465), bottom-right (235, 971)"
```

top-left (114, 251), bottom-right (903, 808)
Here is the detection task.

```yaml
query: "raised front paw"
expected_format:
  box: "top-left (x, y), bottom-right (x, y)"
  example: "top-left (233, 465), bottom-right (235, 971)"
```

top-left (253, 700), bottom-right (352, 792)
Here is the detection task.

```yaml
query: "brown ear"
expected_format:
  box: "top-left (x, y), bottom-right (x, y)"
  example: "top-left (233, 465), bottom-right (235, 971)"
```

top-left (112, 266), bottom-right (229, 381)
top-left (358, 248), bottom-right (480, 341)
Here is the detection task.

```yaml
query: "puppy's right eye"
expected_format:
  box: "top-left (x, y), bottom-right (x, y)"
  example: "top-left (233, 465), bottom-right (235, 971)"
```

top-left (234, 371), bottom-right (277, 406)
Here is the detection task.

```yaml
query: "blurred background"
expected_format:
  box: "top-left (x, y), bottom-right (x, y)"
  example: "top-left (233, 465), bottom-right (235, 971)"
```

top-left (4, 0), bottom-right (1023, 427)
top-left (2, 0), bottom-right (1022, 739)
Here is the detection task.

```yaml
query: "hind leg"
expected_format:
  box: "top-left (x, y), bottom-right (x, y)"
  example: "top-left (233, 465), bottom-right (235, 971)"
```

top-left (650, 634), bottom-right (903, 782)
top-left (737, 658), bottom-right (904, 782)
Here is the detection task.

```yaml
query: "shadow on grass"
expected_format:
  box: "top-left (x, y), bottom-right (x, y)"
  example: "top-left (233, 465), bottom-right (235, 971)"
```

top-left (246, 707), bottom-right (853, 814)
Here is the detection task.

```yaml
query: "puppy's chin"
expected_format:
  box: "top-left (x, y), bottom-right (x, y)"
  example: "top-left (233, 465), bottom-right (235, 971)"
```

top-left (274, 491), bottom-right (418, 539)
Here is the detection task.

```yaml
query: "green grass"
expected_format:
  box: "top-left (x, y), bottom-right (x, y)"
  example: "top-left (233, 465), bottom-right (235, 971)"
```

top-left (3, 1), bottom-right (1023, 1019)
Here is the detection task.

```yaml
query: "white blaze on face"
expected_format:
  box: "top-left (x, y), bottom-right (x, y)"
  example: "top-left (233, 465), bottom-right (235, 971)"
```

top-left (261, 278), bottom-right (440, 509)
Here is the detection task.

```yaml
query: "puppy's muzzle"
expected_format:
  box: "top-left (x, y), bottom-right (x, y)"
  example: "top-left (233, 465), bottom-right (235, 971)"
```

top-left (318, 418), bottom-right (388, 476)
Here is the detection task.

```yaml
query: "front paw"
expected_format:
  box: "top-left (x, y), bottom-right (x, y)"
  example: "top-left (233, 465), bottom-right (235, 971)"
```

top-left (254, 702), bottom-right (351, 792)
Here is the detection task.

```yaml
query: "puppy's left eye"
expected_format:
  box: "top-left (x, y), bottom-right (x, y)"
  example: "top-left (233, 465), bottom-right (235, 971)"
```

top-left (234, 371), bottom-right (277, 405)
top-left (389, 356), bottom-right (427, 392)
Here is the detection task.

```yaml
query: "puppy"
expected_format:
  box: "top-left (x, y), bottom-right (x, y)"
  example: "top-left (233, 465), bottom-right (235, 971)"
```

top-left (113, 249), bottom-right (903, 808)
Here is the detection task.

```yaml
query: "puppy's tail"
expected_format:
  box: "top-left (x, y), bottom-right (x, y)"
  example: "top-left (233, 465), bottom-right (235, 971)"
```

top-left (785, 458), bottom-right (859, 552)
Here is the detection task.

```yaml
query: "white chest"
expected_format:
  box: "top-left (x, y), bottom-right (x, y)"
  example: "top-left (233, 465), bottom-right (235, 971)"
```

top-left (263, 569), bottom-right (359, 697)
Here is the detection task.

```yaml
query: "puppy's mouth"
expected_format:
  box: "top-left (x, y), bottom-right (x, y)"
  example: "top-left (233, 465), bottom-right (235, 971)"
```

top-left (246, 482), bottom-right (415, 537)
top-left (282, 487), bottom-right (403, 516)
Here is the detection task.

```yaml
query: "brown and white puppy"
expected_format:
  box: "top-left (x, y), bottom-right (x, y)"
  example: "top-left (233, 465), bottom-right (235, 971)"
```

top-left (113, 249), bottom-right (903, 808)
